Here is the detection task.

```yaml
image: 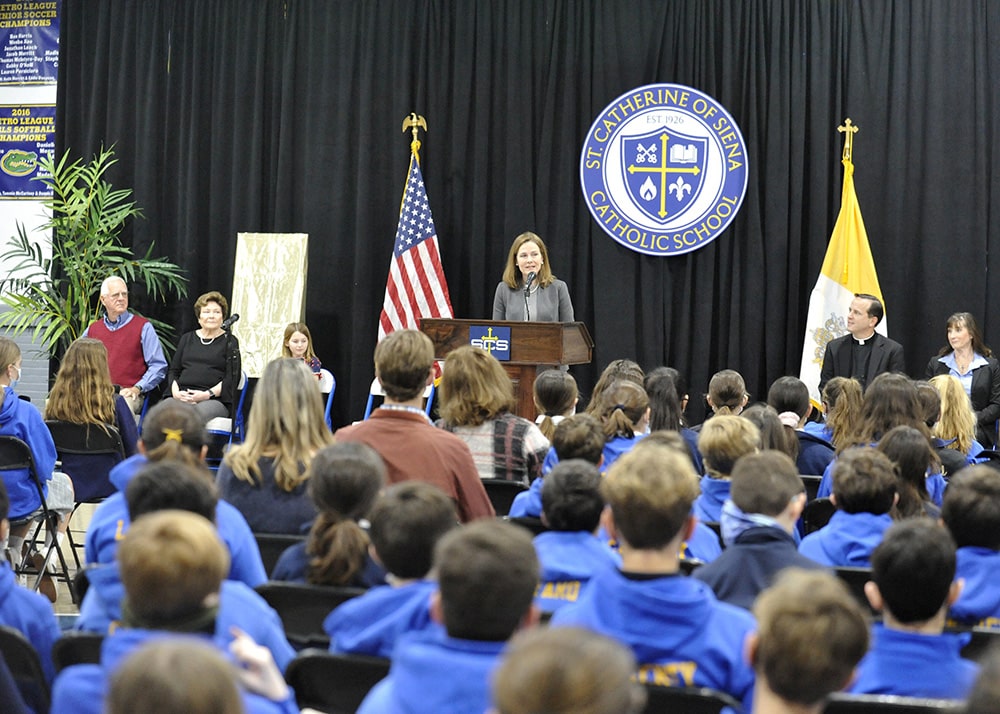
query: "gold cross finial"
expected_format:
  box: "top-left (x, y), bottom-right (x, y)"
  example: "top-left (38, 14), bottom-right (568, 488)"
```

top-left (838, 118), bottom-right (858, 161)
top-left (402, 113), bottom-right (428, 162)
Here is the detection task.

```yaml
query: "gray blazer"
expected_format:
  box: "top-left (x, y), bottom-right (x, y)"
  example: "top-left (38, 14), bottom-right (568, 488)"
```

top-left (492, 279), bottom-right (574, 322)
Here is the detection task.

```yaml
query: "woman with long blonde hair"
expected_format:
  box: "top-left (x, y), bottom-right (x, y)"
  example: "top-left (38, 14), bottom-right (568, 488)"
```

top-left (930, 374), bottom-right (984, 460)
top-left (217, 357), bottom-right (333, 533)
top-left (46, 338), bottom-right (139, 457)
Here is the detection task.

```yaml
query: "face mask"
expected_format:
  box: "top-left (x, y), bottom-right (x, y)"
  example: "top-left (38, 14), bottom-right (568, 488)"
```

top-left (9, 365), bottom-right (20, 390)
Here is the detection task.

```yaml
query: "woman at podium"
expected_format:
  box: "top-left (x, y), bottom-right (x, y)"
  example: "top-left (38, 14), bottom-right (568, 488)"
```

top-left (493, 232), bottom-right (574, 322)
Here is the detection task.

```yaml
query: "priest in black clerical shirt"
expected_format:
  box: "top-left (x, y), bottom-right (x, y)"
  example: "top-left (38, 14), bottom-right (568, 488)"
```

top-left (819, 293), bottom-right (906, 392)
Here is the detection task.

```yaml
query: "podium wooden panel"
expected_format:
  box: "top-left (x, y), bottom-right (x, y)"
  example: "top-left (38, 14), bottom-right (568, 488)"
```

top-left (421, 319), bottom-right (594, 419)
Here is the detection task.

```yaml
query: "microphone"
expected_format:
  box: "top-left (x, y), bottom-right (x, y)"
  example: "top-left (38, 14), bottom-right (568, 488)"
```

top-left (522, 272), bottom-right (536, 321)
top-left (221, 313), bottom-right (240, 330)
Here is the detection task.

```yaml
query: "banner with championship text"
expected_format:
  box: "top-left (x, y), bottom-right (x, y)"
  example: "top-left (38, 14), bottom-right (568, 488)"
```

top-left (0, 0), bottom-right (60, 85)
top-left (0, 103), bottom-right (53, 197)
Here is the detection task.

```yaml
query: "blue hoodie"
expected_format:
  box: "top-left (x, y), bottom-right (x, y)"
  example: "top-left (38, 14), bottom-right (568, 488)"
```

top-left (797, 510), bottom-right (893, 567)
top-left (817, 454), bottom-right (946, 507)
top-left (693, 475), bottom-right (730, 524)
top-left (511, 434), bottom-right (648, 519)
top-left (84, 454), bottom-right (266, 587)
top-left (801, 421), bottom-right (833, 443)
top-left (849, 624), bottom-right (978, 699)
top-left (683, 522), bottom-right (723, 563)
top-left (50, 628), bottom-right (298, 714)
top-left (325, 580), bottom-right (441, 658)
top-left (508, 474), bottom-right (544, 518)
top-left (533, 530), bottom-right (621, 612)
top-left (0, 386), bottom-right (57, 519)
top-left (74, 562), bottom-right (295, 671)
top-left (795, 431), bottom-right (835, 475)
top-left (540, 433), bottom-right (646, 475)
top-left (551, 569), bottom-right (756, 711)
top-left (0, 561), bottom-right (61, 684)
top-left (356, 629), bottom-right (506, 714)
top-left (950, 546), bottom-right (1000, 626)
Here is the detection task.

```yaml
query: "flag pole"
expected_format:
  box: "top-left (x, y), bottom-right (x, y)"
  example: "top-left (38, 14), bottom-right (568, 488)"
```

top-left (798, 117), bottom-right (884, 407)
top-left (401, 113), bottom-right (427, 163)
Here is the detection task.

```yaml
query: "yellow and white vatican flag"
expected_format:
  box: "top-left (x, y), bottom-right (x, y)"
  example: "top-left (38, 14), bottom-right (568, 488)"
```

top-left (799, 119), bottom-right (887, 406)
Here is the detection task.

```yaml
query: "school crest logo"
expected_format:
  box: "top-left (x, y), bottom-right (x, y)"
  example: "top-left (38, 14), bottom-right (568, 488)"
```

top-left (580, 84), bottom-right (748, 256)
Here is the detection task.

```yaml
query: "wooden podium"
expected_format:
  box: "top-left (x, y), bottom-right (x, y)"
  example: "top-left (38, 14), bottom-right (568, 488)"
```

top-left (420, 318), bottom-right (594, 419)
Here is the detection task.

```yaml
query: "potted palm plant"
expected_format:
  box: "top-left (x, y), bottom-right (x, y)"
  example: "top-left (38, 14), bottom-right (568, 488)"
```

top-left (0, 146), bottom-right (187, 357)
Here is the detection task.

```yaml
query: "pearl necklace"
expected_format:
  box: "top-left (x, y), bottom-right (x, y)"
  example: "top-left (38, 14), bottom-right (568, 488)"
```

top-left (199, 331), bottom-right (221, 345)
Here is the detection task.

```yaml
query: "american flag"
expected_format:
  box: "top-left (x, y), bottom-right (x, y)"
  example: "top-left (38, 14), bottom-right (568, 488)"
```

top-left (378, 155), bottom-right (453, 339)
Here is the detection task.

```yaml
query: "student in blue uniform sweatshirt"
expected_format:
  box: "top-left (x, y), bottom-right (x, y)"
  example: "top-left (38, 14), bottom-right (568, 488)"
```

top-left (492, 626), bottom-right (648, 714)
top-left (106, 638), bottom-right (255, 714)
top-left (694, 450), bottom-right (824, 610)
top-left (0, 478), bottom-right (61, 686)
top-left (84, 401), bottom-right (266, 586)
top-left (799, 447), bottom-right (896, 567)
top-left (850, 519), bottom-right (979, 699)
top-left (325, 481), bottom-right (458, 657)
top-left (550, 443), bottom-right (756, 711)
top-left (749, 569), bottom-right (869, 714)
top-left (539, 380), bottom-right (650, 476)
top-left (357, 520), bottom-right (540, 714)
top-left (942, 465), bottom-right (1000, 627)
top-left (52, 511), bottom-right (298, 714)
top-left (532, 459), bottom-right (621, 613)
top-left (693, 414), bottom-right (759, 523)
top-left (75, 461), bottom-right (295, 672)
top-left (767, 376), bottom-right (836, 475)
top-left (509, 412), bottom-right (604, 519)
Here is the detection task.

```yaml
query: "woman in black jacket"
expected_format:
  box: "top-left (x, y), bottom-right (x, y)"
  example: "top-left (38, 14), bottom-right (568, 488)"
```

top-left (926, 312), bottom-right (1000, 448)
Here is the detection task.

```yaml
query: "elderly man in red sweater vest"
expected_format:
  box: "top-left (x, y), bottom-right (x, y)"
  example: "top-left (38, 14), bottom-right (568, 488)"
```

top-left (83, 276), bottom-right (167, 414)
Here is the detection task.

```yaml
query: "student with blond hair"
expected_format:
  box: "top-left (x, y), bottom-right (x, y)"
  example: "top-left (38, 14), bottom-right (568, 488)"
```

top-left (491, 627), bottom-right (646, 714)
top-left (694, 414), bottom-right (759, 523)
top-left (551, 443), bottom-right (756, 711)
top-left (53, 511), bottom-right (297, 714)
top-left (749, 569), bottom-right (869, 714)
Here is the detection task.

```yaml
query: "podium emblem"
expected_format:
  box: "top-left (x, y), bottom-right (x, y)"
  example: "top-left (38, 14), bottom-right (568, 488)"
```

top-left (470, 326), bottom-right (511, 361)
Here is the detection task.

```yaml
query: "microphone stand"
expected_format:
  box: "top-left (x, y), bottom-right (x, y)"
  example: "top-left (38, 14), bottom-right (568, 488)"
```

top-left (523, 284), bottom-right (531, 321)
top-left (222, 324), bottom-right (238, 421)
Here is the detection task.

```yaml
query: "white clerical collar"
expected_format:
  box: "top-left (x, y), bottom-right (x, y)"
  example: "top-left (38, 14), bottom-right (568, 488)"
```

top-left (853, 332), bottom-right (875, 345)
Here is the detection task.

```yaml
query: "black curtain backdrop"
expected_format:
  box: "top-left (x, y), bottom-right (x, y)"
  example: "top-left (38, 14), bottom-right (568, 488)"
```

top-left (57, 0), bottom-right (1000, 427)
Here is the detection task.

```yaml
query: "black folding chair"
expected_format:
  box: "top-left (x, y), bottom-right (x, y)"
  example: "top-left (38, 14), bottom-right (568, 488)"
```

top-left (505, 515), bottom-right (548, 536)
top-left (642, 685), bottom-right (740, 714)
top-left (254, 533), bottom-right (306, 577)
top-left (833, 566), bottom-right (877, 615)
top-left (824, 693), bottom-right (963, 713)
top-left (254, 582), bottom-right (366, 649)
top-left (482, 479), bottom-right (528, 517)
top-left (51, 632), bottom-right (104, 673)
top-left (0, 625), bottom-right (49, 714)
top-left (802, 497), bottom-right (837, 534)
top-left (945, 625), bottom-right (1000, 663)
top-left (800, 474), bottom-right (823, 502)
top-left (0, 436), bottom-right (76, 603)
top-left (45, 420), bottom-right (125, 568)
top-left (285, 648), bottom-right (391, 714)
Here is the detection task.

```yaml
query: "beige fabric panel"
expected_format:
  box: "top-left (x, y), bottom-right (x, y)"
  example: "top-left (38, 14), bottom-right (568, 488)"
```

top-left (231, 233), bottom-right (308, 378)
